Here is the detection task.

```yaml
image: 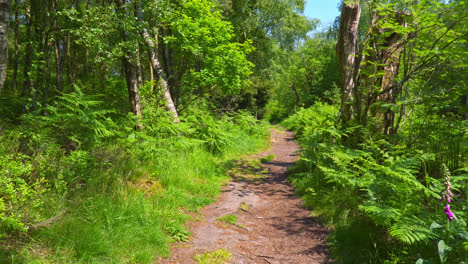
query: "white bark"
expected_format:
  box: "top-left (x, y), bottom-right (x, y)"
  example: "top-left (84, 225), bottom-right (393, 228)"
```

top-left (142, 28), bottom-right (179, 121)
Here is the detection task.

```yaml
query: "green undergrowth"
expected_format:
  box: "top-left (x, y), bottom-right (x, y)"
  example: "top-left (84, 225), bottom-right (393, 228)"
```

top-left (0, 89), bottom-right (269, 263)
top-left (216, 214), bottom-right (238, 225)
top-left (260, 154), bottom-right (276, 163)
top-left (194, 248), bottom-right (232, 264)
top-left (216, 214), bottom-right (244, 229)
top-left (283, 103), bottom-right (467, 263)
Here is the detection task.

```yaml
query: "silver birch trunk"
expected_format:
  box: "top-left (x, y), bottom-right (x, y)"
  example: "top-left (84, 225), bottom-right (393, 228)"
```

top-left (142, 28), bottom-right (179, 121)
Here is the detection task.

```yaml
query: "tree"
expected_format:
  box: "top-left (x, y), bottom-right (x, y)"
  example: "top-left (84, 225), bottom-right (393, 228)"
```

top-left (150, 0), bottom-right (253, 114)
top-left (335, 0), bottom-right (467, 138)
top-left (216, 0), bottom-right (316, 115)
top-left (142, 27), bottom-right (178, 120)
top-left (336, 0), bottom-right (361, 125)
top-left (0, 0), bottom-right (9, 94)
top-left (114, 0), bottom-right (142, 118)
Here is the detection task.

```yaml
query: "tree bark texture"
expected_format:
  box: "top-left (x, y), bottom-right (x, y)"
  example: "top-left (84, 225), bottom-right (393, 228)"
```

top-left (361, 11), bottom-right (409, 134)
top-left (375, 12), bottom-right (408, 134)
top-left (142, 28), bottom-right (179, 121)
top-left (123, 58), bottom-right (142, 117)
top-left (114, 0), bottom-right (143, 117)
top-left (11, 0), bottom-right (18, 91)
top-left (0, 0), bottom-right (10, 94)
top-left (336, 1), bottom-right (361, 125)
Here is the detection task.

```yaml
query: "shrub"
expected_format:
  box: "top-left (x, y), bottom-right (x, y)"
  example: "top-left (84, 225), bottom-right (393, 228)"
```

top-left (285, 103), bottom-right (468, 263)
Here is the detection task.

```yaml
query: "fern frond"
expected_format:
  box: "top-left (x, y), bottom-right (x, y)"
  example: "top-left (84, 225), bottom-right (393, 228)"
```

top-left (389, 217), bottom-right (438, 244)
top-left (358, 203), bottom-right (401, 226)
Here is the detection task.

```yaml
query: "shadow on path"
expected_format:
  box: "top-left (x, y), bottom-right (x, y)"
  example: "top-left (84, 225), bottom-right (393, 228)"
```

top-left (160, 129), bottom-right (329, 264)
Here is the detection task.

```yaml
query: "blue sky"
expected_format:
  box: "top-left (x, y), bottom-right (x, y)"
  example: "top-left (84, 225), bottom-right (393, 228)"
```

top-left (303, 0), bottom-right (341, 30)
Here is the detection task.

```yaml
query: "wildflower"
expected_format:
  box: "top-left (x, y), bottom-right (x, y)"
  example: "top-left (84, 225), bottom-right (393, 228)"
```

top-left (442, 164), bottom-right (455, 222)
top-left (444, 204), bottom-right (454, 221)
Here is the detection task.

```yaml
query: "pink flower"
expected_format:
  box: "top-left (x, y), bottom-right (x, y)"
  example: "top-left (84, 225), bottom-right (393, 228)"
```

top-left (444, 204), bottom-right (454, 221)
top-left (442, 166), bottom-right (455, 222)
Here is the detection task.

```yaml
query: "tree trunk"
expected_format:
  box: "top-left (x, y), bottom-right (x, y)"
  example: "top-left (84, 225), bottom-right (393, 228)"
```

top-left (52, 0), bottom-right (63, 92)
top-left (22, 1), bottom-right (33, 111)
top-left (142, 28), bottom-right (179, 121)
top-left (291, 84), bottom-right (301, 106)
top-left (41, 31), bottom-right (52, 110)
top-left (336, 1), bottom-right (361, 125)
top-left (54, 39), bottom-right (65, 91)
top-left (66, 33), bottom-right (77, 88)
top-left (31, 0), bottom-right (46, 110)
top-left (11, 0), bottom-right (18, 91)
top-left (149, 61), bottom-right (154, 92)
top-left (161, 27), bottom-right (172, 78)
top-left (136, 47), bottom-right (143, 86)
top-left (123, 58), bottom-right (142, 117)
top-left (376, 12), bottom-right (408, 135)
top-left (115, 0), bottom-right (142, 118)
top-left (0, 0), bottom-right (10, 94)
top-left (465, 95), bottom-right (468, 120)
top-left (84, 0), bottom-right (90, 77)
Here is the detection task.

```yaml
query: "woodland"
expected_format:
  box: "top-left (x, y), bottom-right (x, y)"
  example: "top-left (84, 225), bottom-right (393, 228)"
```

top-left (0, 0), bottom-right (466, 263)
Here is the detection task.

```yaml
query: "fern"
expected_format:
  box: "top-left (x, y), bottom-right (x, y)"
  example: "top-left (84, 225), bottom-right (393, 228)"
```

top-left (24, 87), bottom-right (119, 148)
top-left (286, 101), bottom-right (467, 262)
top-left (389, 217), bottom-right (438, 244)
top-left (358, 204), bottom-right (402, 227)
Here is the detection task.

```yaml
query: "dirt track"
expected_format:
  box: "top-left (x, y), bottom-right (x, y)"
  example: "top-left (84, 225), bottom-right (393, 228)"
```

top-left (160, 129), bottom-right (329, 264)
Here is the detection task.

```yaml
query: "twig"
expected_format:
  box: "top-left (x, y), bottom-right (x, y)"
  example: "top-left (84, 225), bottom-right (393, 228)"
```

top-left (27, 211), bottom-right (64, 233)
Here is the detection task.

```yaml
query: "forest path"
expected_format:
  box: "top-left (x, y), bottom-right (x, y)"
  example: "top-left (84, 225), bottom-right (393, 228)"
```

top-left (160, 129), bottom-right (329, 264)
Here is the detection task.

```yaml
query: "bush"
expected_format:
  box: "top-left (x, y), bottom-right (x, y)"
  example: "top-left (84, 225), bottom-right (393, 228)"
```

top-left (0, 89), bottom-right (269, 263)
top-left (285, 103), bottom-right (468, 263)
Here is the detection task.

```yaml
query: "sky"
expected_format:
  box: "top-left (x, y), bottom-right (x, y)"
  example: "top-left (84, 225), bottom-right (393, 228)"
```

top-left (303, 0), bottom-right (341, 30)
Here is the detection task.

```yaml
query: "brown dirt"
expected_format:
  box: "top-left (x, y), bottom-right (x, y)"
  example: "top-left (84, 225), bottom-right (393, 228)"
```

top-left (159, 129), bottom-right (329, 264)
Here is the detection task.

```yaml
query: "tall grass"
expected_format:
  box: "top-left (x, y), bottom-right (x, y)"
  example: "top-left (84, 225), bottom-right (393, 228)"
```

top-left (0, 89), bottom-right (269, 263)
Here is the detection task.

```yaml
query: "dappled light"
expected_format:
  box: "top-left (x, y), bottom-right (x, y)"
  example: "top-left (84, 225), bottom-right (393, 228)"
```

top-left (0, 0), bottom-right (466, 263)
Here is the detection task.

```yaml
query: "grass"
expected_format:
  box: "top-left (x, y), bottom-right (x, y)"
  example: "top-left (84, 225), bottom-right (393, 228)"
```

top-left (194, 249), bottom-right (232, 264)
top-left (216, 214), bottom-right (245, 229)
top-left (239, 202), bottom-right (249, 212)
top-left (0, 118), bottom-right (269, 263)
top-left (216, 214), bottom-right (238, 225)
top-left (260, 154), bottom-right (276, 163)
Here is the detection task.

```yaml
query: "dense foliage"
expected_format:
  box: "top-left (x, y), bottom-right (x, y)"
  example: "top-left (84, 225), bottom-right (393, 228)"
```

top-left (0, 0), bottom-right (301, 262)
top-left (1, 86), bottom-right (269, 262)
top-left (284, 105), bottom-right (467, 263)
top-left (0, 0), bottom-right (466, 263)
top-left (274, 0), bottom-right (468, 263)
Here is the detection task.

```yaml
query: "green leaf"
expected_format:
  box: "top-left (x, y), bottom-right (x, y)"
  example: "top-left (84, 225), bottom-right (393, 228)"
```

top-left (415, 259), bottom-right (433, 264)
top-left (459, 231), bottom-right (468, 240)
top-left (438, 240), bottom-right (452, 264)
top-left (430, 221), bottom-right (443, 231)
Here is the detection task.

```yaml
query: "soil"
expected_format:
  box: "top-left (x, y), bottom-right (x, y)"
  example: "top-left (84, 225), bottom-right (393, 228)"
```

top-left (159, 129), bottom-right (329, 264)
